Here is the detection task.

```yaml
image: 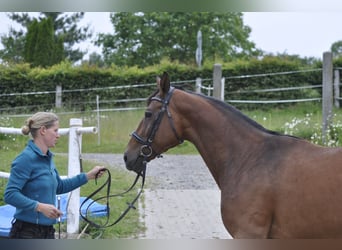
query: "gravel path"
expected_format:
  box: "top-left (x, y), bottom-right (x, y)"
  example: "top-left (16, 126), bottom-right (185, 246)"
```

top-left (82, 153), bottom-right (218, 190)
top-left (82, 153), bottom-right (231, 239)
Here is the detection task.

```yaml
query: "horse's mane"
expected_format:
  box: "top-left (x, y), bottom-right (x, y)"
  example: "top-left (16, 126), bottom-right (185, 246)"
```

top-left (184, 88), bottom-right (299, 139)
top-left (205, 94), bottom-right (282, 135)
top-left (148, 85), bottom-right (299, 139)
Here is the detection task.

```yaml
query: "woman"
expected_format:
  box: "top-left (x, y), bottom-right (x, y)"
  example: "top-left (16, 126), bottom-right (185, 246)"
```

top-left (4, 112), bottom-right (105, 239)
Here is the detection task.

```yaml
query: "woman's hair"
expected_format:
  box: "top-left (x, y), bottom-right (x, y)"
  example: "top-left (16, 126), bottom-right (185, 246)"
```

top-left (22, 112), bottom-right (59, 137)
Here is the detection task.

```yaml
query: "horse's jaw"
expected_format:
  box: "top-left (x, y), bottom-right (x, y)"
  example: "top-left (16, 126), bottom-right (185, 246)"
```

top-left (124, 149), bottom-right (153, 174)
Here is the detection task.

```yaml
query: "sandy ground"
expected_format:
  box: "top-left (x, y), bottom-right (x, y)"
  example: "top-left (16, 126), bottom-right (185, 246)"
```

top-left (82, 153), bottom-right (232, 239)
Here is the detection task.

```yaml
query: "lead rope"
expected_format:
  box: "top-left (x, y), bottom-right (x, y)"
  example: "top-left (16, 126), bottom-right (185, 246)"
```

top-left (79, 160), bottom-right (146, 229)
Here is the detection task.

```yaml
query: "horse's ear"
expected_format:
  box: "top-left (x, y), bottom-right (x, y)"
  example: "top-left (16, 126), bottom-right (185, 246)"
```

top-left (156, 76), bottom-right (161, 87)
top-left (158, 72), bottom-right (170, 96)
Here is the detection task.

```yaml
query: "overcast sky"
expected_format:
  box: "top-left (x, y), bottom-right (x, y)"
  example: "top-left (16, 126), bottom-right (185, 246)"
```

top-left (244, 12), bottom-right (342, 59)
top-left (0, 12), bottom-right (341, 60)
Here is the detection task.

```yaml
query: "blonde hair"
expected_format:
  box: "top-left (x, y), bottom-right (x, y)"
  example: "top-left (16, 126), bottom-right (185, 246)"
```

top-left (22, 112), bottom-right (59, 137)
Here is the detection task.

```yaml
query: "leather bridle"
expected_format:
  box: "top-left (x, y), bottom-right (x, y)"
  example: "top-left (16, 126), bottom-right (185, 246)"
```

top-left (79, 87), bottom-right (183, 230)
top-left (131, 87), bottom-right (184, 159)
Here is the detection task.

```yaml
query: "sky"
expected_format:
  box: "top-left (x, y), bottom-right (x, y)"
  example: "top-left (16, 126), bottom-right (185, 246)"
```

top-left (243, 12), bottom-right (342, 59)
top-left (0, 12), bottom-right (342, 60)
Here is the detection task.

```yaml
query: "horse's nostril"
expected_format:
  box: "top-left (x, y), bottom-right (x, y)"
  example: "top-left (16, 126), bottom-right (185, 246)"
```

top-left (123, 153), bottom-right (128, 162)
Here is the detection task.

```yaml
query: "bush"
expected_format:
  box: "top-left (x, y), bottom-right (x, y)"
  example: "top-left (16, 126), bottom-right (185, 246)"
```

top-left (0, 56), bottom-right (325, 113)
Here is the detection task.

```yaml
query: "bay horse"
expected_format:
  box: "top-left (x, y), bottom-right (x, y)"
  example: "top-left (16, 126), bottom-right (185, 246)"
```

top-left (124, 72), bottom-right (342, 238)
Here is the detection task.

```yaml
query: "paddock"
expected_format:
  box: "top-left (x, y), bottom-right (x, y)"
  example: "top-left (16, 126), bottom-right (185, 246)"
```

top-left (2, 53), bottom-right (342, 238)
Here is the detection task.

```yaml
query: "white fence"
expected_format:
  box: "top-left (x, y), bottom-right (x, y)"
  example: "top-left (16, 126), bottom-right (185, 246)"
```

top-left (0, 118), bottom-right (97, 235)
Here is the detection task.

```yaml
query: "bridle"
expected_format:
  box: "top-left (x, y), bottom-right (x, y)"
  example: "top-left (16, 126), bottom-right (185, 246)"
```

top-left (131, 87), bottom-right (184, 159)
top-left (78, 87), bottom-right (183, 230)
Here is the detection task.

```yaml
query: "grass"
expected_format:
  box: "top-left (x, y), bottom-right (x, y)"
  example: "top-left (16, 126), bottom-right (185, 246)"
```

top-left (54, 155), bottom-right (145, 239)
top-left (2, 101), bottom-right (342, 238)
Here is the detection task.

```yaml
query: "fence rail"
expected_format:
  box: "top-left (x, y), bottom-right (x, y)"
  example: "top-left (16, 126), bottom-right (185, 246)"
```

top-left (225, 68), bottom-right (322, 79)
top-left (0, 53), bottom-right (341, 140)
top-left (228, 84), bottom-right (322, 94)
top-left (0, 70), bottom-right (329, 115)
top-left (227, 98), bottom-right (322, 104)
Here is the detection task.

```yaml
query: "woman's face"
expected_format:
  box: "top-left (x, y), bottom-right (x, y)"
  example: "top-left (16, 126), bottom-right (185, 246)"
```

top-left (41, 121), bottom-right (60, 148)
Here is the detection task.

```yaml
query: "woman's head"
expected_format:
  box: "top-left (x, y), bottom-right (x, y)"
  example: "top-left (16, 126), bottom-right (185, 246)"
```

top-left (22, 112), bottom-right (59, 138)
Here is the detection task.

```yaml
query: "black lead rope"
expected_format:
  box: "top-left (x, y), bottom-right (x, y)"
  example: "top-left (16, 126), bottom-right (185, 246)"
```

top-left (79, 162), bottom-right (146, 229)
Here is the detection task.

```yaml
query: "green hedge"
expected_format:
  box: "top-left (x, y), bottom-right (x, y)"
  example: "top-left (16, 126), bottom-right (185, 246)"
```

top-left (222, 57), bottom-right (322, 109)
top-left (0, 57), bottom-right (328, 113)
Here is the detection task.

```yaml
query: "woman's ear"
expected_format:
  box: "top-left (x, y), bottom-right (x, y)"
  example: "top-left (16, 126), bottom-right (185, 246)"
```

top-left (39, 126), bottom-right (47, 135)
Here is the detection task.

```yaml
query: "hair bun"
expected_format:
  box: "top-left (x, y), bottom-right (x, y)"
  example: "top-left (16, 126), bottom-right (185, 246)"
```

top-left (21, 125), bottom-right (30, 135)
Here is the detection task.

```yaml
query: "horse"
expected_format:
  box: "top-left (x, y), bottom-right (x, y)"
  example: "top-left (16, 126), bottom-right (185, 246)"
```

top-left (124, 72), bottom-right (342, 238)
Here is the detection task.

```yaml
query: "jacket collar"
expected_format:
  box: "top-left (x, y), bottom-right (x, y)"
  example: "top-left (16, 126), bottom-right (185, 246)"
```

top-left (28, 140), bottom-right (54, 158)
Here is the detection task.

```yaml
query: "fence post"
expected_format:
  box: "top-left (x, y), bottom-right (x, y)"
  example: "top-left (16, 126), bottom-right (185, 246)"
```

top-left (221, 77), bottom-right (225, 101)
top-left (56, 85), bottom-right (62, 108)
top-left (213, 64), bottom-right (223, 100)
top-left (196, 77), bottom-right (202, 94)
top-left (96, 95), bottom-right (101, 145)
top-left (67, 118), bottom-right (82, 235)
top-left (322, 52), bottom-right (333, 145)
top-left (334, 69), bottom-right (340, 108)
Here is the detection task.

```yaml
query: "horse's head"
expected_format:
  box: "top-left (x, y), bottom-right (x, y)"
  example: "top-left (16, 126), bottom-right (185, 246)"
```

top-left (124, 72), bottom-right (184, 173)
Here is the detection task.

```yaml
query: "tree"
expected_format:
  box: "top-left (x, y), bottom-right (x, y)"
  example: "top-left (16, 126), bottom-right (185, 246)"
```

top-left (24, 17), bottom-right (65, 67)
top-left (87, 52), bottom-right (105, 67)
top-left (24, 19), bottom-right (39, 64)
top-left (0, 12), bottom-right (91, 64)
top-left (96, 12), bottom-right (261, 67)
top-left (331, 40), bottom-right (342, 58)
top-left (0, 28), bottom-right (26, 63)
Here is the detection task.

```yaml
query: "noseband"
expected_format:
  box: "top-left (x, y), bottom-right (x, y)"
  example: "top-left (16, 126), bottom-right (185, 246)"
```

top-left (131, 87), bottom-right (183, 159)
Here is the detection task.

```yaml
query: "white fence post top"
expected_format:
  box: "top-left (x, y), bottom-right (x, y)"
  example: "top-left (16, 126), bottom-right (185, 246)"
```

top-left (70, 118), bottom-right (83, 127)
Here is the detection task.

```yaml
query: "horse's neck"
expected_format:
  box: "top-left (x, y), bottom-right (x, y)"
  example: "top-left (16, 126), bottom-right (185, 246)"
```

top-left (177, 94), bottom-right (266, 187)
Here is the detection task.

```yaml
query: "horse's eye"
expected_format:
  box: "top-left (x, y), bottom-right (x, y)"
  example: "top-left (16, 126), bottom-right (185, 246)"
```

top-left (145, 111), bottom-right (152, 118)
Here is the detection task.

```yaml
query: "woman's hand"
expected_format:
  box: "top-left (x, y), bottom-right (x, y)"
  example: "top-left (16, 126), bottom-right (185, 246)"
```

top-left (36, 202), bottom-right (63, 219)
top-left (86, 166), bottom-right (106, 180)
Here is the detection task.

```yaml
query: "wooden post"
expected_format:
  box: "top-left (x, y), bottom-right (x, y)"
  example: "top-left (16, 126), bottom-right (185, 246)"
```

top-left (322, 52), bottom-right (333, 145)
top-left (196, 77), bottom-right (202, 94)
top-left (66, 120), bottom-right (97, 237)
top-left (213, 64), bottom-right (223, 100)
top-left (334, 69), bottom-right (340, 108)
top-left (221, 77), bottom-right (225, 101)
top-left (67, 118), bottom-right (82, 235)
top-left (56, 85), bottom-right (62, 108)
top-left (96, 95), bottom-right (101, 145)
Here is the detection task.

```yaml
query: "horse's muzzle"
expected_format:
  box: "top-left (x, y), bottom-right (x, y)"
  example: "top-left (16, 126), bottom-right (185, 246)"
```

top-left (123, 152), bottom-right (146, 174)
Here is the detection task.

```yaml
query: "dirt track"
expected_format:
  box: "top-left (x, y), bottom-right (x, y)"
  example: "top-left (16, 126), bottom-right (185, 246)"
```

top-left (82, 153), bottom-right (217, 190)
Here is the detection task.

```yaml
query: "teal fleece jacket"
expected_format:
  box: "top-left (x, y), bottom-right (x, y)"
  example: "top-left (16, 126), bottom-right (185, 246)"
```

top-left (4, 140), bottom-right (88, 226)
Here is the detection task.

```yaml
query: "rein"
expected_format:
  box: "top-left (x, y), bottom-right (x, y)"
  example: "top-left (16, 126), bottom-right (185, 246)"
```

top-left (79, 161), bottom-right (146, 229)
